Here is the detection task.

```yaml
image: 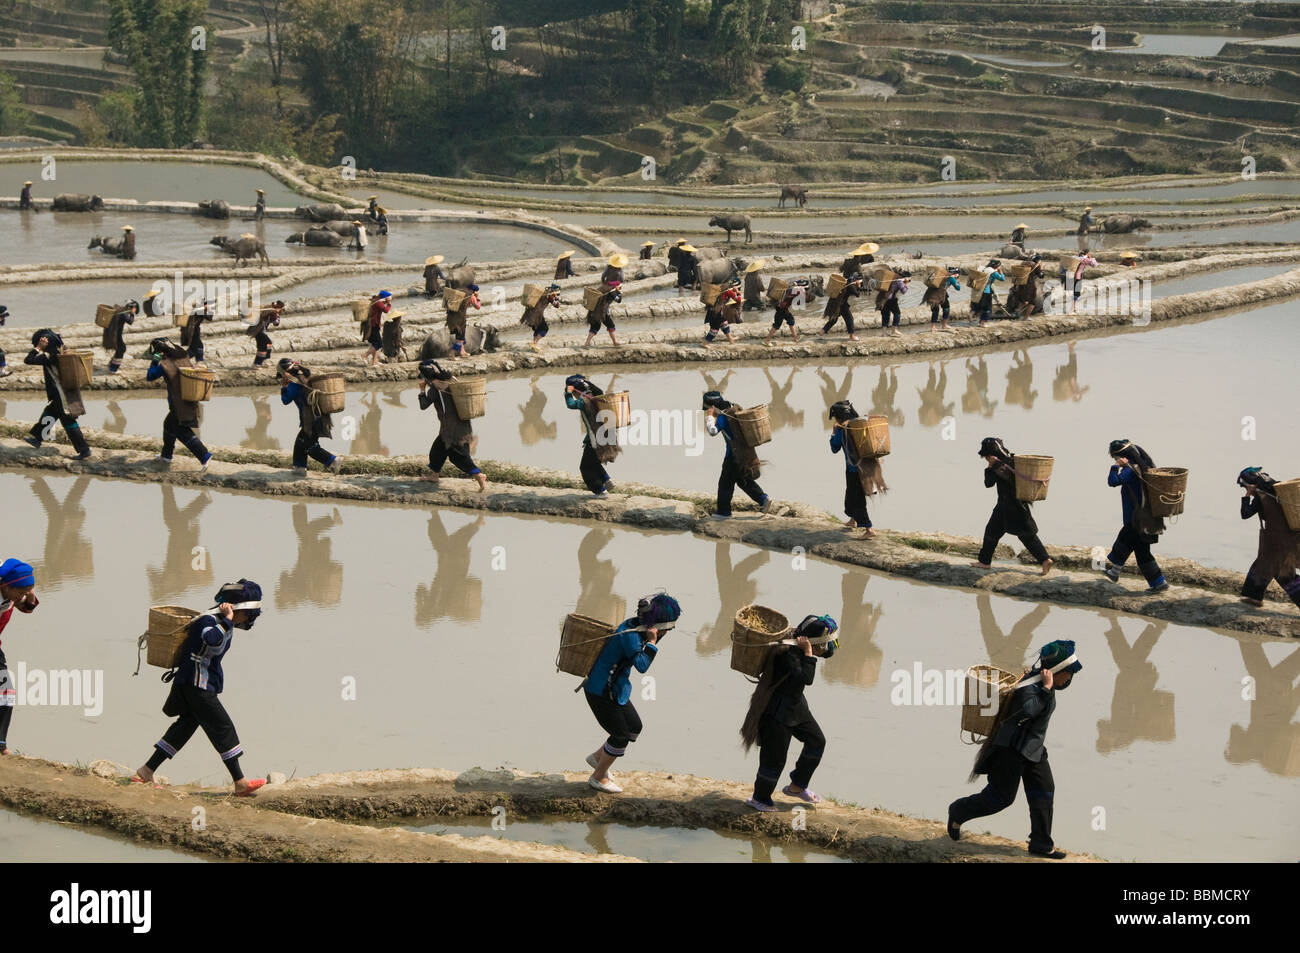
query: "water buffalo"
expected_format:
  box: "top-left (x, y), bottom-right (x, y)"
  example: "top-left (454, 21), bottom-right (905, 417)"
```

top-left (286, 228), bottom-right (344, 247)
top-left (778, 186), bottom-right (807, 208)
top-left (53, 193), bottom-right (104, 212)
top-left (418, 323), bottom-right (500, 360)
top-left (998, 243), bottom-right (1037, 261)
top-left (697, 258), bottom-right (740, 285)
top-left (446, 261), bottom-right (476, 290)
top-left (695, 246), bottom-right (725, 262)
top-left (88, 235), bottom-right (125, 256)
top-left (295, 202), bottom-right (350, 223)
top-left (319, 220), bottom-right (367, 237)
top-left (709, 213), bottom-right (752, 244)
top-left (630, 259), bottom-right (668, 280)
top-left (211, 234), bottom-right (270, 266)
top-left (197, 199), bottom-right (230, 219)
top-left (1100, 215), bottom-right (1151, 234)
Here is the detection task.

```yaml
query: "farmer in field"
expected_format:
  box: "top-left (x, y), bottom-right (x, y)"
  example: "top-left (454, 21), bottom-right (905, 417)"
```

top-left (555, 249), bottom-right (576, 281)
top-left (639, 240), bottom-right (654, 260)
top-left (132, 579), bottom-right (268, 797)
top-left (0, 558), bottom-right (40, 754)
top-left (742, 259), bottom-right (766, 311)
top-left (120, 224), bottom-right (136, 260)
top-left (423, 255), bottom-right (446, 296)
top-left (253, 188), bottom-right (266, 221)
top-left (19, 180), bottom-right (33, 210)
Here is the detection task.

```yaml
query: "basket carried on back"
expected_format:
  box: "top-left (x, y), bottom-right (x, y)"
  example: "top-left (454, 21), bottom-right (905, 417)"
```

top-left (766, 277), bottom-right (789, 302)
top-left (351, 299), bottom-right (370, 324)
top-left (521, 283), bottom-right (545, 308)
top-left (449, 377), bottom-right (487, 419)
top-left (1275, 478), bottom-right (1300, 532)
top-left (178, 367), bottom-right (216, 402)
top-left (700, 282), bottom-right (722, 306)
top-left (94, 304), bottom-right (115, 329)
top-left (965, 269), bottom-right (990, 293)
top-left (1145, 467), bottom-right (1188, 518)
top-left (443, 287), bottom-right (468, 312)
top-left (172, 312), bottom-right (190, 328)
top-left (826, 272), bottom-right (847, 298)
top-left (730, 605), bottom-right (791, 677)
top-left (582, 286), bottom-right (605, 311)
top-left (923, 267), bottom-right (949, 289)
top-left (593, 391), bottom-right (630, 429)
top-left (730, 405), bottom-right (771, 447)
top-left (961, 664), bottom-right (1020, 740)
top-left (864, 264), bottom-right (898, 286)
top-left (1003, 262), bottom-right (1033, 286)
top-left (1012, 454), bottom-right (1054, 502)
top-left (846, 415), bottom-right (890, 458)
top-left (309, 372), bottom-right (346, 415)
top-left (57, 350), bottom-right (94, 389)
top-left (146, 605), bottom-right (198, 669)
top-left (556, 613), bottom-right (615, 677)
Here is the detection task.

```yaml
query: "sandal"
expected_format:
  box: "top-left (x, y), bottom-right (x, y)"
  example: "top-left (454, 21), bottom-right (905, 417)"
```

top-left (745, 797), bottom-right (777, 813)
top-left (233, 778), bottom-right (267, 797)
top-left (782, 785), bottom-right (822, 804)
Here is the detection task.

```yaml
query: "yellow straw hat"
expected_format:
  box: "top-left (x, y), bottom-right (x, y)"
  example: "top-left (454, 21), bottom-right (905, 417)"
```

top-left (853, 242), bottom-right (879, 256)
top-left (24, 180), bottom-right (32, 186)
top-left (609, 253), bottom-right (629, 268)
top-left (122, 225), bottom-right (133, 231)
top-left (744, 260), bottom-right (764, 273)
top-left (368, 195), bottom-right (377, 201)
top-left (1015, 223), bottom-right (1029, 229)
top-left (143, 289), bottom-right (161, 299)
top-left (679, 244), bottom-right (697, 253)
top-left (674, 238), bottom-right (687, 245)
top-left (1121, 251), bottom-right (1139, 260)
top-left (1084, 206), bottom-right (1093, 212)
top-left (240, 233), bottom-right (256, 239)
top-left (425, 255), bottom-right (444, 266)
top-left (388, 310), bottom-right (405, 319)
top-left (377, 207), bottom-right (386, 214)
top-left (641, 240), bottom-right (655, 247)
top-left (256, 188), bottom-right (265, 194)
top-left (558, 250), bottom-right (575, 259)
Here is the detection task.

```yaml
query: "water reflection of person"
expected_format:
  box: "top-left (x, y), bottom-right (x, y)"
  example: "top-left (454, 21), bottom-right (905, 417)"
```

top-left (869, 365), bottom-right (904, 427)
top-left (821, 569), bottom-right (883, 689)
top-left (383, 387), bottom-right (405, 409)
top-left (762, 368), bottom-right (804, 430)
top-left (28, 476), bottom-right (94, 586)
top-left (575, 527), bottom-right (627, 625)
top-left (102, 400), bottom-right (128, 435)
top-left (243, 395), bottom-right (280, 450)
top-left (1052, 342), bottom-right (1090, 403)
top-left (350, 392), bottom-right (388, 457)
top-left (1096, 618), bottom-right (1174, 754)
top-left (977, 593), bottom-right (1049, 675)
top-left (1003, 349), bottom-right (1038, 411)
top-left (700, 369), bottom-right (734, 397)
top-left (276, 503), bottom-right (344, 608)
top-left (414, 513), bottom-right (484, 626)
top-left (817, 367), bottom-right (853, 431)
top-left (146, 485), bottom-right (214, 601)
top-left (916, 361), bottom-right (953, 428)
top-left (517, 376), bottom-right (558, 447)
top-left (583, 821), bottom-right (613, 856)
top-left (961, 357), bottom-right (998, 418)
top-left (1226, 643), bottom-right (1300, 778)
top-left (697, 541), bottom-right (769, 656)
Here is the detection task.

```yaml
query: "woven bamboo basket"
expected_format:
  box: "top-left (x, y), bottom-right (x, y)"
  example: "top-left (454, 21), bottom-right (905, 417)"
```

top-left (556, 613), bottom-right (615, 677)
top-left (700, 282), bottom-right (722, 306)
top-left (351, 299), bottom-right (369, 324)
top-left (966, 269), bottom-right (990, 293)
top-left (521, 283), bottom-right (545, 308)
top-left (1061, 256), bottom-right (1085, 277)
top-left (172, 311), bottom-right (191, 328)
top-left (865, 265), bottom-right (898, 286)
top-left (845, 415), bottom-right (890, 458)
top-left (1145, 467), bottom-right (1188, 518)
top-left (1012, 454), bottom-right (1053, 502)
top-left (961, 665), bottom-right (1020, 739)
top-left (925, 267), bottom-right (951, 290)
top-left (826, 272), bottom-right (847, 298)
top-left (593, 391), bottom-right (631, 429)
top-left (730, 605), bottom-right (791, 676)
top-left (57, 350), bottom-right (93, 389)
top-left (1275, 479), bottom-right (1300, 531)
top-left (731, 405), bottom-right (772, 447)
top-left (449, 377), bottom-right (487, 419)
top-left (178, 367), bottom-right (215, 402)
top-left (94, 303), bottom-right (115, 328)
top-left (1004, 263), bottom-right (1033, 286)
top-left (766, 277), bottom-right (789, 302)
top-left (443, 287), bottom-right (468, 312)
top-left (309, 372), bottom-right (346, 414)
top-left (582, 286), bottom-right (604, 311)
top-left (147, 605), bottom-right (198, 669)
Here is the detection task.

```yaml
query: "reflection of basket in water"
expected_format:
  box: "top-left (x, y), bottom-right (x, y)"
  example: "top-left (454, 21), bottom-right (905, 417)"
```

top-left (1275, 478), bottom-right (1300, 531)
top-left (1145, 467), bottom-right (1188, 518)
top-left (178, 367), bottom-right (216, 402)
top-left (449, 377), bottom-right (487, 419)
top-left (961, 665), bottom-right (1020, 740)
top-left (1012, 454), bottom-right (1053, 502)
top-left (731, 605), bottom-right (790, 676)
top-left (557, 613), bottom-right (615, 676)
top-left (146, 605), bottom-right (198, 668)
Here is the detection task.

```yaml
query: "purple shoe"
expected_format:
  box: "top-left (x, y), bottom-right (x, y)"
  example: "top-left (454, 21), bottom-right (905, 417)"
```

top-left (745, 797), bottom-right (777, 813)
top-left (782, 785), bottom-right (821, 804)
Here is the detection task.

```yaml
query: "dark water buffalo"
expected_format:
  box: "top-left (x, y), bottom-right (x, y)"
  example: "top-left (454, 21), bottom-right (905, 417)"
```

top-left (709, 213), bottom-right (752, 244)
top-left (694, 246), bottom-right (725, 262)
top-left (778, 185), bottom-right (807, 208)
top-left (418, 324), bottom-right (500, 360)
top-left (88, 235), bottom-right (125, 255)
top-left (197, 199), bottom-right (231, 219)
top-left (446, 262), bottom-right (476, 290)
top-left (630, 259), bottom-right (668, 280)
top-left (286, 228), bottom-right (344, 247)
top-left (697, 258), bottom-right (741, 285)
top-left (998, 243), bottom-right (1037, 261)
top-left (210, 234), bottom-right (270, 266)
top-left (1100, 215), bottom-right (1151, 234)
top-left (53, 193), bottom-right (105, 211)
top-left (319, 219), bottom-right (366, 237)
top-left (295, 202), bottom-right (350, 222)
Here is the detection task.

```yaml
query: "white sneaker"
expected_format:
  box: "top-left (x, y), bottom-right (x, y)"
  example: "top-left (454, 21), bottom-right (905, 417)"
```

top-left (156, 455), bottom-right (172, 469)
top-left (585, 753), bottom-right (616, 782)
top-left (292, 466), bottom-right (308, 475)
top-left (329, 456), bottom-right (343, 474)
top-left (588, 776), bottom-right (623, 794)
top-left (199, 456), bottom-right (212, 474)
top-left (0, 367), bottom-right (11, 377)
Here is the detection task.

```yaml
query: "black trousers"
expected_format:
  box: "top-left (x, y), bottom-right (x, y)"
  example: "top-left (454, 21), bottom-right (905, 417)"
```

top-left (161, 410), bottom-right (209, 462)
top-left (111, 328), bottom-right (127, 363)
top-left (1242, 563), bottom-right (1300, 606)
top-left (579, 443), bottom-right (609, 493)
top-left (844, 469), bottom-right (871, 526)
top-left (1108, 523), bottom-right (1163, 584)
top-left (293, 431), bottom-right (335, 468)
top-left (587, 311), bottom-right (615, 334)
top-left (880, 298), bottom-right (901, 327)
top-left (0, 647), bottom-right (12, 751)
top-left (155, 682), bottom-right (244, 780)
top-left (975, 295), bottom-right (993, 321)
top-left (717, 455), bottom-right (765, 516)
top-left (980, 512), bottom-right (1049, 564)
top-left (31, 402), bottom-right (89, 453)
top-left (822, 302), bottom-right (855, 334)
top-left (253, 332), bottom-right (272, 365)
top-left (585, 692), bottom-right (642, 757)
top-left (930, 302), bottom-right (950, 323)
top-left (753, 713), bottom-right (825, 804)
top-left (429, 436), bottom-right (479, 475)
top-left (531, 319), bottom-right (549, 338)
top-left (950, 746), bottom-right (1055, 853)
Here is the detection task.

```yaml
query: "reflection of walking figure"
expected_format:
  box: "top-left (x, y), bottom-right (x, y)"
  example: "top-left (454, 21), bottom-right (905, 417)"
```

top-left (970, 438), bottom-right (1053, 575)
top-left (697, 541), bottom-right (769, 655)
top-left (278, 359), bottom-right (342, 475)
top-left (1097, 619), bottom-right (1173, 753)
top-left (414, 514), bottom-right (485, 626)
top-left (277, 504), bottom-right (344, 609)
top-left (23, 329), bottom-right (91, 459)
top-left (351, 392), bottom-right (389, 457)
top-left (0, 558), bottom-right (39, 754)
top-left (517, 377), bottom-right (557, 447)
top-left (961, 357), bottom-right (998, 417)
top-left (816, 368), bottom-right (853, 431)
top-left (976, 593), bottom-right (1048, 677)
top-left (417, 361), bottom-right (487, 490)
top-left (704, 391), bottom-right (772, 519)
top-left (822, 572), bottom-right (883, 689)
top-left (870, 365), bottom-right (904, 427)
top-left (565, 374), bottom-right (616, 496)
top-left (29, 476), bottom-right (95, 586)
top-left (147, 485), bottom-right (214, 602)
top-left (1236, 467), bottom-right (1300, 610)
top-left (742, 614), bottom-right (839, 812)
top-left (1051, 342), bottom-right (1090, 403)
top-left (762, 368), bottom-right (804, 430)
top-left (948, 640), bottom-right (1082, 859)
top-left (1226, 643), bottom-right (1300, 778)
top-left (916, 362), bottom-right (953, 428)
top-left (576, 527), bottom-right (625, 625)
top-left (1102, 439), bottom-right (1169, 593)
top-left (103, 400), bottom-right (128, 435)
top-left (243, 395), bottom-right (280, 450)
top-left (1003, 350), bottom-right (1037, 410)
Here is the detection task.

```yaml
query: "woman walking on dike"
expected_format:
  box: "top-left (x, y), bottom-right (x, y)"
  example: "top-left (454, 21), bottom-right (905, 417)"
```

top-left (23, 329), bottom-right (92, 460)
top-left (361, 290), bottom-right (391, 365)
top-left (248, 300), bottom-right (284, 367)
top-left (146, 338), bottom-right (211, 471)
top-left (102, 298), bottom-right (138, 374)
top-left (278, 359), bottom-right (342, 475)
top-left (973, 260), bottom-right (1004, 326)
top-left (703, 390), bottom-right (773, 519)
top-left (923, 267), bottom-right (960, 333)
top-left (829, 401), bottom-right (885, 538)
top-left (1102, 439), bottom-right (1170, 593)
top-left (445, 284), bottom-right (482, 359)
top-left (180, 299), bottom-right (214, 365)
top-left (877, 272), bottom-right (909, 338)
top-left (948, 640), bottom-right (1082, 860)
top-left (132, 580), bottom-right (268, 797)
top-left (521, 283), bottom-right (561, 351)
top-left (582, 593), bottom-right (682, 793)
top-left (565, 374), bottom-right (616, 496)
top-left (969, 437), bottom-right (1053, 575)
top-left (584, 254), bottom-right (625, 347)
top-left (418, 360), bottom-right (487, 491)
top-left (1236, 468), bottom-right (1300, 610)
top-left (763, 278), bottom-right (806, 346)
top-left (0, 558), bottom-right (40, 754)
top-left (742, 614), bottom-right (838, 812)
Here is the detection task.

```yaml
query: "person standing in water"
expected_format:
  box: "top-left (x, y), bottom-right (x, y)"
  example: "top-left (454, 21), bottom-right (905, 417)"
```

top-left (102, 298), bottom-right (139, 374)
top-left (0, 558), bottom-right (40, 754)
top-left (564, 374), bottom-right (616, 496)
top-left (583, 593), bottom-right (682, 793)
top-left (146, 338), bottom-right (211, 471)
top-left (120, 224), bottom-right (136, 260)
top-left (742, 614), bottom-right (838, 812)
top-left (253, 188), bottom-right (266, 221)
top-left (703, 390), bottom-right (773, 519)
top-left (417, 360), bottom-right (487, 491)
top-left (19, 180), bottom-right (33, 210)
top-left (675, 243), bottom-right (698, 295)
top-left (1236, 468), bottom-right (1300, 610)
top-left (969, 437), bottom-right (1053, 575)
top-left (132, 579), bottom-right (268, 797)
top-left (948, 640), bottom-right (1082, 859)
top-left (1103, 439), bottom-right (1170, 593)
top-left (278, 359), bottom-right (342, 475)
top-left (23, 329), bottom-right (91, 460)
top-left (829, 401), bottom-right (884, 538)
top-left (422, 256), bottom-right (446, 296)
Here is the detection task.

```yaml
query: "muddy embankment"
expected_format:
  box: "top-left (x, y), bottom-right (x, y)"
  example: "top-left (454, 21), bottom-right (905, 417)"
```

top-left (1, 433), bottom-right (1294, 638)
top-left (0, 756), bottom-right (1093, 862)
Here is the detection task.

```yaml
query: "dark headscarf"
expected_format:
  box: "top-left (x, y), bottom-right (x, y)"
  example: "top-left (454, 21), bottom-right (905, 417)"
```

top-left (1108, 439), bottom-right (1155, 470)
top-left (829, 400), bottom-right (859, 423)
top-left (978, 437), bottom-right (1012, 463)
top-left (419, 360), bottom-right (452, 383)
top-left (1237, 467), bottom-right (1277, 492)
top-left (702, 390), bottom-right (732, 411)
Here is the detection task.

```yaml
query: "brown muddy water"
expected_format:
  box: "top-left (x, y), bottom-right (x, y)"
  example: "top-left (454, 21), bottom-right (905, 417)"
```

top-left (1, 807), bottom-right (206, 862)
top-left (2, 159), bottom-right (304, 207)
top-left (0, 472), bottom-right (1294, 861)
top-left (398, 816), bottom-right (849, 862)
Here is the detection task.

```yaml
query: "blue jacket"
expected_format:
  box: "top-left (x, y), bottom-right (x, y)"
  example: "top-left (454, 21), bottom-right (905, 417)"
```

top-left (1108, 465), bottom-right (1143, 525)
top-left (176, 612), bottom-right (234, 693)
top-left (709, 412), bottom-right (736, 460)
top-left (585, 619), bottom-right (658, 705)
top-left (830, 428), bottom-right (858, 473)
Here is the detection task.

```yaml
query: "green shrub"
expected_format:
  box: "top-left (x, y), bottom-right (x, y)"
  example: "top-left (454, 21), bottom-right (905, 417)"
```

top-left (765, 59), bottom-right (810, 92)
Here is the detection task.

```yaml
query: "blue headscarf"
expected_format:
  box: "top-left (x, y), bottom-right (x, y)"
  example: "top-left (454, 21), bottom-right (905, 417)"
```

top-left (0, 558), bottom-right (35, 589)
top-left (1037, 640), bottom-right (1082, 687)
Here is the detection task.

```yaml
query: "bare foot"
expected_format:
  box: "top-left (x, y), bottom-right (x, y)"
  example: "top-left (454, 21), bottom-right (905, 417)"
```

top-left (233, 778), bottom-right (266, 797)
top-left (475, 473), bottom-right (488, 492)
top-left (970, 561), bottom-right (992, 569)
top-left (1040, 558), bottom-right (1054, 576)
top-left (848, 334), bottom-right (860, 341)
top-left (1240, 597), bottom-right (1264, 608)
top-left (420, 471), bottom-right (440, 483)
top-left (859, 527), bottom-right (877, 538)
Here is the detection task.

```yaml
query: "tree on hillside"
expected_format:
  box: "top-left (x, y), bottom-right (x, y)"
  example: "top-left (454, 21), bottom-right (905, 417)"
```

top-left (0, 71), bottom-right (30, 137)
top-left (108, 0), bottom-right (209, 147)
top-left (255, 0), bottom-right (290, 118)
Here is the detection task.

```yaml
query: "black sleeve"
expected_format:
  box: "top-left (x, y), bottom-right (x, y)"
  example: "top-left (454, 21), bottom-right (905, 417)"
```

top-left (1241, 495), bottom-right (1260, 520)
top-left (984, 466), bottom-right (998, 488)
top-left (799, 654), bottom-right (817, 687)
top-left (417, 391), bottom-right (434, 411)
top-left (24, 350), bottom-right (46, 367)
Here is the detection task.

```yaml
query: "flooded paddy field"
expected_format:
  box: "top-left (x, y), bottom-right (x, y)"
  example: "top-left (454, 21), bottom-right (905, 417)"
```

top-left (0, 471), bottom-right (1293, 862)
top-left (0, 808), bottom-right (207, 863)
top-left (1, 158), bottom-right (304, 207)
